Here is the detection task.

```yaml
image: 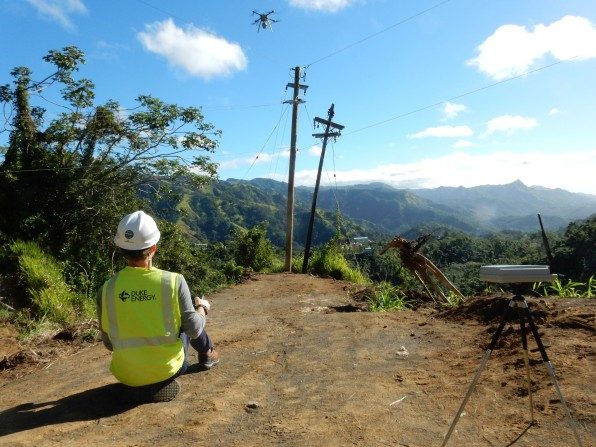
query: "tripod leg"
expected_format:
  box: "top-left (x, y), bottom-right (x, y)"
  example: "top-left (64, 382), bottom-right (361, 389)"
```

top-left (441, 301), bottom-right (513, 447)
top-left (518, 310), bottom-right (535, 422)
top-left (523, 306), bottom-right (584, 447)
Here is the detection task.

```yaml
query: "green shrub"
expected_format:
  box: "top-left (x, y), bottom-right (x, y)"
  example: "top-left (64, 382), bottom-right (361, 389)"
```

top-left (368, 281), bottom-right (412, 311)
top-left (10, 240), bottom-right (93, 326)
top-left (222, 261), bottom-right (245, 283)
top-left (443, 291), bottom-right (467, 307)
top-left (533, 276), bottom-right (594, 298)
top-left (306, 242), bottom-right (367, 284)
top-left (230, 224), bottom-right (275, 272)
top-left (268, 256), bottom-right (286, 273)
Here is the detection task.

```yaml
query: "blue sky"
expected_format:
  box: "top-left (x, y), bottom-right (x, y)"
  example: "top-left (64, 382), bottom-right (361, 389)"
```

top-left (1, 0), bottom-right (595, 194)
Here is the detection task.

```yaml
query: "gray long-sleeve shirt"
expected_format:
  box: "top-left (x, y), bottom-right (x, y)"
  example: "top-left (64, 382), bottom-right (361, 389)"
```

top-left (96, 271), bottom-right (205, 351)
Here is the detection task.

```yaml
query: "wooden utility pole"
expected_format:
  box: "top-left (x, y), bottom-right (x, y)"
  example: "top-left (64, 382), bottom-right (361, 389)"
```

top-left (302, 104), bottom-right (344, 273)
top-left (284, 67), bottom-right (308, 272)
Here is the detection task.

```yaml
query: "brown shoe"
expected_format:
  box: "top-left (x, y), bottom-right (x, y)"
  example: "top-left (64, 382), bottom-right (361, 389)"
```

top-left (198, 348), bottom-right (220, 370)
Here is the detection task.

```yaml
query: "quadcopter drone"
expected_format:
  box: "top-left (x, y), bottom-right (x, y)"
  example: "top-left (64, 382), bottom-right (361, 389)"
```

top-left (252, 10), bottom-right (278, 32)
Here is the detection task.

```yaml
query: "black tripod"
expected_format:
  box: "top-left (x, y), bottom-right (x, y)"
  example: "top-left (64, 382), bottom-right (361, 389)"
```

top-left (441, 293), bottom-right (584, 447)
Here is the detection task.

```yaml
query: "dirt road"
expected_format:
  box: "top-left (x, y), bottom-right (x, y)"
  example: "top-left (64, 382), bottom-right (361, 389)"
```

top-left (1, 273), bottom-right (594, 446)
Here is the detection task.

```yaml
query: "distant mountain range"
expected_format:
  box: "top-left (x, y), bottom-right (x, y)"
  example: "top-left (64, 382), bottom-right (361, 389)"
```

top-left (157, 178), bottom-right (596, 247)
top-left (410, 180), bottom-right (596, 231)
top-left (243, 178), bottom-right (595, 232)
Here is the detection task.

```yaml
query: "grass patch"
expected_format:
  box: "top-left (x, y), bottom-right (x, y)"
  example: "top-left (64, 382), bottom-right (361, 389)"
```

top-left (10, 240), bottom-right (94, 328)
top-left (533, 276), bottom-right (594, 298)
top-left (367, 281), bottom-right (412, 312)
top-left (303, 243), bottom-right (367, 284)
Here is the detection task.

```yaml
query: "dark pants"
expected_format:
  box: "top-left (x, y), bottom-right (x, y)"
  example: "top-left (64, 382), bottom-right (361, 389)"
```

top-left (125, 330), bottom-right (213, 391)
top-left (175, 329), bottom-right (213, 376)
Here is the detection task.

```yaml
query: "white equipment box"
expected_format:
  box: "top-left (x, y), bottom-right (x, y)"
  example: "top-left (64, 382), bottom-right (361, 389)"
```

top-left (480, 265), bottom-right (557, 283)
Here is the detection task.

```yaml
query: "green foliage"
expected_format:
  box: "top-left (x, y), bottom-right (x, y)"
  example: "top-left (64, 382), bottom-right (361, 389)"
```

top-left (552, 217), bottom-right (595, 282)
top-left (153, 221), bottom-right (233, 294)
top-left (354, 249), bottom-right (418, 289)
top-left (9, 240), bottom-right (93, 326)
top-left (0, 46), bottom-right (219, 301)
top-left (306, 241), bottom-right (367, 283)
top-left (587, 276), bottom-right (595, 298)
top-left (439, 262), bottom-right (484, 297)
top-left (230, 223), bottom-right (275, 272)
top-left (443, 291), bottom-right (467, 307)
top-left (367, 281), bottom-right (412, 312)
top-left (221, 261), bottom-right (245, 283)
top-left (533, 276), bottom-right (594, 298)
top-left (422, 230), bottom-right (554, 295)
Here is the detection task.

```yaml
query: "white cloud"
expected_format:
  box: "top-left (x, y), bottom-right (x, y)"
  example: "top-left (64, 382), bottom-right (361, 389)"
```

top-left (486, 115), bottom-right (538, 135)
top-left (452, 140), bottom-right (473, 149)
top-left (308, 145), bottom-right (322, 156)
top-left (26, 0), bottom-right (86, 31)
top-left (274, 150), bottom-right (596, 195)
top-left (288, 0), bottom-right (356, 13)
top-left (548, 108), bottom-right (560, 116)
top-left (443, 102), bottom-right (466, 120)
top-left (407, 125), bottom-right (473, 139)
top-left (468, 15), bottom-right (596, 80)
top-left (138, 19), bottom-right (247, 79)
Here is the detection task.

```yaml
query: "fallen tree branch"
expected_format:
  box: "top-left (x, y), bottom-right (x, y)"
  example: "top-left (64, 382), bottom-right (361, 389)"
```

top-left (381, 235), bottom-right (465, 305)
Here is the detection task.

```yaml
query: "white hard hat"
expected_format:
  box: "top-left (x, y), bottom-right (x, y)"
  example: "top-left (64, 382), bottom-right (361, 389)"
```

top-left (114, 211), bottom-right (161, 250)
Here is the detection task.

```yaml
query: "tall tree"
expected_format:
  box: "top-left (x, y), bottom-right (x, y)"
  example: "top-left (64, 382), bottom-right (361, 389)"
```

top-left (0, 47), bottom-right (220, 294)
top-left (554, 216), bottom-right (596, 281)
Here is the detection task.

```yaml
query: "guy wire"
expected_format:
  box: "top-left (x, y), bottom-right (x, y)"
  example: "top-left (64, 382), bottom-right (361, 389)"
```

top-left (242, 102), bottom-right (290, 180)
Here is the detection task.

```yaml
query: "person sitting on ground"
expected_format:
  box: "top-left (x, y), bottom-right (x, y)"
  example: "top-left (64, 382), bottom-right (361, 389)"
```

top-left (96, 210), bottom-right (219, 393)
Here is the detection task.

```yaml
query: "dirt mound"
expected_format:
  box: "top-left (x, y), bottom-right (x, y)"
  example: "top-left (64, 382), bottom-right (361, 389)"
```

top-left (440, 294), bottom-right (595, 333)
top-left (1, 273), bottom-right (594, 447)
top-left (0, 320), bottom-right (98, 381)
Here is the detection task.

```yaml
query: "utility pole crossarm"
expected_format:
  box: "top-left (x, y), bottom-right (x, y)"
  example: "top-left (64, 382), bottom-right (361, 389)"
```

top-left (286, 82), bottom-right (308, 92)
top-left (313, 117), bottom-right (345, 130)
top-left (312, 132), bottom-right (341, 138)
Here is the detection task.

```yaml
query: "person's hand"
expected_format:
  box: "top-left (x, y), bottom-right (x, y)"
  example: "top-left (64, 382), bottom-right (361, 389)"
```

top-left (194, 296), bottom-right (211, 313)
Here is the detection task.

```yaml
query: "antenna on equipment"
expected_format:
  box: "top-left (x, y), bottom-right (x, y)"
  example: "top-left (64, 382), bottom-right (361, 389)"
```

top-left (537, 213), bottom-right (555, 268)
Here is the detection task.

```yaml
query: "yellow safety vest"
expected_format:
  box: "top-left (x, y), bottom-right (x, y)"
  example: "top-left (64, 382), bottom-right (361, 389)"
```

top-left (101, 266), bottom-right (184, 386)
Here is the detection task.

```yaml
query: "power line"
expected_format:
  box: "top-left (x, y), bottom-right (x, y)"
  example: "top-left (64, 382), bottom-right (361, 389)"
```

top-left (287, 56), bottom-right (576, 158)
top-left (2, 58), bottom-right (577, 177)
top-left (269, 101), bottom-right (292, 178)
top-left (304, 0), bottom-right (453, 69)
top-left (345, 57), bottom-right (577, 136)
top-left (241, 103), bottom-right (291, 179)
top-left (201, 102), bottom-right (279, 112)
top-left (135, 0), bottom-right (188, 24)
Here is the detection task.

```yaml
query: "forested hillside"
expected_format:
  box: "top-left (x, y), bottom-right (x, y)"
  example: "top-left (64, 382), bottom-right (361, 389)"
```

top-left (159, 178), bottom-right (596, 246)
top-left (150, 178), bottom-right (383, 248)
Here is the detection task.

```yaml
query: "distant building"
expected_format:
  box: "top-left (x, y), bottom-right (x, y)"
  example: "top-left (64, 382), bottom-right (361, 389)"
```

top-left (349, 236), bottom-right (372, 253)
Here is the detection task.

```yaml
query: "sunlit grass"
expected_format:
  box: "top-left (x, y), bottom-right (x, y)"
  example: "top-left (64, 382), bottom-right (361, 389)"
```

top-left (368, 282), bottom-right (412, 312)
top-left (533, 275), bottom-right (594, 298)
